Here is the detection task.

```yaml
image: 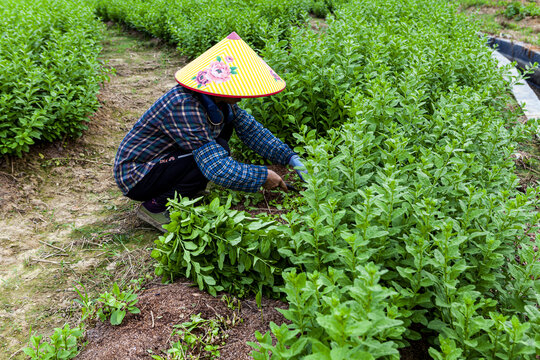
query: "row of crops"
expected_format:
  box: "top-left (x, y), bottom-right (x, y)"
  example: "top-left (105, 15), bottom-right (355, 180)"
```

top-left (4, 0), bottom-right (539, 357)
top-left (92, 0), bottom-right (349, 58)
top-left (0, 0), bottom-right (345, 157)
top-left (0, 0), bottom-right (109, 156)
top-left (148, 0), bottom-right (540, 358)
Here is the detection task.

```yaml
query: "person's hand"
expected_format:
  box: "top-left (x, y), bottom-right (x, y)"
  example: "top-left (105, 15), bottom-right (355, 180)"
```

top-left (289, 155), bottom-right (307, 182)
top-left (263, 169), bottom-right (287, 191)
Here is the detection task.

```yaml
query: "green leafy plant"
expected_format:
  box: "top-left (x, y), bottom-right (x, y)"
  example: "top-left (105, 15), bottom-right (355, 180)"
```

top-left (248, 0), bottom-right (540, 357)
top-left (75, 282), bottom-right (140, 326)
top-left (221, 294), bottom-right (241, 311)
top-left (73, 283), bottom-right (96, 323)
top-left (207, 186), bottom-right (265, 210)
top-left (503, 1), bottom-right (540, 19)
top-left (135, 0), bottom-right (540, 357)
top-left (309, 0), bottom-right (349, 17)
top-left (151, 195), bottom-right (293, 297)
top-left (243, 24), bottom-right (361, 148)
top-left (93, 0), bottom-right (336, 59)
top-left (95, 283), bottom-right (140, 325)
top-left (23, 324), bottom-right (83, 360)
top-left (250, 265), bottom-right (406, 359)
top-left (150, 313), bottom-right (234, 360)
top-left (0, 0), bottom-right (110, 156)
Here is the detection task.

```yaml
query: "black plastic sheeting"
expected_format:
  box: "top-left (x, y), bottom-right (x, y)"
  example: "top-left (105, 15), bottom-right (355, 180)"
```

top-left (488, 37), bottom-right (540, 90)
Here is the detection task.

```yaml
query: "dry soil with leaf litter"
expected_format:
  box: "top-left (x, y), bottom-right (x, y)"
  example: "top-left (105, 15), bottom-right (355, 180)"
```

top-left (77, 280), bottom-right (288, 360)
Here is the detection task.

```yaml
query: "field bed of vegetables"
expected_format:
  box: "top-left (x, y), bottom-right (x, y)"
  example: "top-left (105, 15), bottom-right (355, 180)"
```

top-left (150, 0), bottom-right (540, 358)
top-left (93, 0), bottom-right (348, 58)
top-left (4, 0), bottom-right (539, 358)
top-left (0, 0), bottom-right (109, 157)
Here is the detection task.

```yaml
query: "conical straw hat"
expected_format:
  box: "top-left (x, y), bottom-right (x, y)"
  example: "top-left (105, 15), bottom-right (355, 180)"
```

top-left (175, 32), bottom-right (286, 98)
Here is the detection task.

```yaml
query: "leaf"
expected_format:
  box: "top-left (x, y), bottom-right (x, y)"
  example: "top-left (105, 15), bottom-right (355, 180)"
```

top-left (30, 334), bottom-right (42, 349)
top-left (347, 320), bottom-right (371, 337)
top-left (164, 232), bottom-right (174, 244)
top-left (183, 250), bottom-right (191, 264)
top-left (196, 274), bottom-right (204, 290)
top-left (256, 289), bottom-right (262, 308)
top-left (248, 221), bottom-right (269, 231)
top-left (183, 241), bottom-right (198, 250)
top-left (23, 347), bottom-right (37, 357)
top-left (110, 310), bottom-right (126, 325)
top-left (218, 251), bottom-right (225, 270)
top-left (366, 227), bottom-right (389, 239)
top-left (112, 283), bottom-right (120, 296)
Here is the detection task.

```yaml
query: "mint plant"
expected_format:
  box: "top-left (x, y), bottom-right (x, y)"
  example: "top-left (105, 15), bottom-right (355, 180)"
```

top-left (95, 283), bottom-right (140, 325)
top-left (250, 265), bottom-right (405, 359)
top-left (152, 195), bottom-right (294, 297)
top-left (23, 324), bottom-right (83, 360)
top-left (93, 0), bottom-right (337, 59)
top-left (75, 282), bottom-right (140, 326)
top-left (150, 313), bottom-right (234, 360)
top-left (118, 0), bottom-right (540, 357)
top-left (247, 0), bottom-right (540, 357)
top-left (0, 0), bottom-right (109, 156)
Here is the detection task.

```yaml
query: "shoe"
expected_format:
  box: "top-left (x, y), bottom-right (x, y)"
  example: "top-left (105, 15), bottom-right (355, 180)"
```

top-left (136, 204), bottom-right (170, 233)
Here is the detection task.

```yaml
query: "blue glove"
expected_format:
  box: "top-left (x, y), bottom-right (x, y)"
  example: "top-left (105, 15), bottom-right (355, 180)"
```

top-left (289, 155), bottom-right (307, 181)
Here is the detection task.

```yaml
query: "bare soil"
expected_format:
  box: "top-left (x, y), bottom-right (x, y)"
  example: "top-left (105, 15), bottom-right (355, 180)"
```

top-left (309, 14), bottom-right (329, 33)
top-left (77, 280), bottom-right (287, 360)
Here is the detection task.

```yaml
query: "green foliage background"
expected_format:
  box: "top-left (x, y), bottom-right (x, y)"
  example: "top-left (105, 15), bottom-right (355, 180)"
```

top-left (93, 0), bottom-right (349, 59)
top-left (0, 0), bottom-right (109, 156)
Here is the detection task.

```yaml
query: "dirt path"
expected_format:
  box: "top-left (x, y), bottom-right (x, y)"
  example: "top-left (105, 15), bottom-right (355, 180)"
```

top-left (0, 24), bottom-right (186, 358)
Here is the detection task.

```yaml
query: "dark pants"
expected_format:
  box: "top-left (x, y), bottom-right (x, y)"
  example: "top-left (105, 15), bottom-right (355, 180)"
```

top-left (126, 122), bottom-right (234, 205)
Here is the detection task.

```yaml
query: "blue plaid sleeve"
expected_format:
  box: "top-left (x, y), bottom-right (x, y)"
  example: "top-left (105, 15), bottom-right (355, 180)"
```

top-left (232, 106), bottom-right (295, 165)
top-left (193, 141), bottom-right (268, 192)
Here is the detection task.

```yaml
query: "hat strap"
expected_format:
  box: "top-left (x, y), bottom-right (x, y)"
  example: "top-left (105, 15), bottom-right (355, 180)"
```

top-left (198, 93), bottom-right (234, 126)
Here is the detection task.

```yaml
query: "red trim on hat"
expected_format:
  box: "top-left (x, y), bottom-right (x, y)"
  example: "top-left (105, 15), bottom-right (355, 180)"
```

top-left (175, 78), bottom-right (286, 98)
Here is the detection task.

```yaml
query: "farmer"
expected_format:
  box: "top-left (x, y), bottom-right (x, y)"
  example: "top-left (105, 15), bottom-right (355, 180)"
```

top-left (113, 32), bottom-right (306, 231)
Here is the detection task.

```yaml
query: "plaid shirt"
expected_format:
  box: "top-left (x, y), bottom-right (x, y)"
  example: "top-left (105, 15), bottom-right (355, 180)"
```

top-left (113, 85), bottom-right (295, 194)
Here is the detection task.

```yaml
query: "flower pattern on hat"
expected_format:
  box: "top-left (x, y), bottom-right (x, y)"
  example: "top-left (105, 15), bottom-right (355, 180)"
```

top-left (268, 66), bottom-right (281, 81)
top-left (192, 56), bottom-right (238, 88)
top-left (260, 58), bottom-right (281, 82)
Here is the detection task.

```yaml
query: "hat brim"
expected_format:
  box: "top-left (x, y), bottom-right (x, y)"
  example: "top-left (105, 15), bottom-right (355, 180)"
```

top-left (176, 79), bottom-right (286, 99)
